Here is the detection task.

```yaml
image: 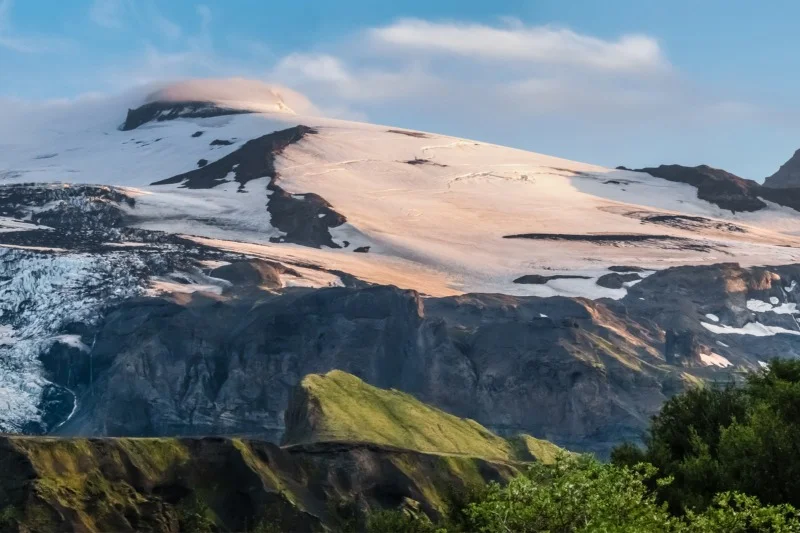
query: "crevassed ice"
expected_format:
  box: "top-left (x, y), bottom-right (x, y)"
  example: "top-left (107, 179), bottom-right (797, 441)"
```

top-left (0, 248), bottom-right (148, 432)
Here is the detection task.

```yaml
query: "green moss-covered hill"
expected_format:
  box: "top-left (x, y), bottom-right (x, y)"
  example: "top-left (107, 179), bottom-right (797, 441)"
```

top-left (283, 370), bottom-right (563, 463)
top-left (0, 436), bottom-right (521, 533)
top-left (0, 371), bottom-right (564, 532)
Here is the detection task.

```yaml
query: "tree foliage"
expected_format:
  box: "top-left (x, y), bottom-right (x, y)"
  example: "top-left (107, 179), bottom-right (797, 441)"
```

top-left (367, 454), bottom-right (800, 532)
top-left (612, 359), bottom-right (800, 513)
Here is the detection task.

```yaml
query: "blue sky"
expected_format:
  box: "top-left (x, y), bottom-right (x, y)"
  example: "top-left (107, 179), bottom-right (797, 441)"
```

top-left (3, 0), bottom-right (800, 179)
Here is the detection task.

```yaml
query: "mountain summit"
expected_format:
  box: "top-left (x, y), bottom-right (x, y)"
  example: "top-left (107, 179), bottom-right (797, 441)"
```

top-left (764, 148), bottom-right (800, 188)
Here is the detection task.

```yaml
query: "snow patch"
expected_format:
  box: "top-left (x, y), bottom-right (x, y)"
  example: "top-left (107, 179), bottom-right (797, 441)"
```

top-left (705, 313), bottom-right (720, 322)
top-left (51, 334), bottom-right (90, 353)
top-left (747, 299), bottom-right (774, 313)
top-left (746, 299), bottom-right (799, 314)
top-left (700, 352), bottom-right (733, 368)
top-left (701, 321), bottom-right (800, 337)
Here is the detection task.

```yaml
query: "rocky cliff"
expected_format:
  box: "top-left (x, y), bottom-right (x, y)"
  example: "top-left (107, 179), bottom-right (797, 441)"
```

top-left (39, 253), bottom-right (800, 457)
top-left (0, 372), bottom-right (537, 532)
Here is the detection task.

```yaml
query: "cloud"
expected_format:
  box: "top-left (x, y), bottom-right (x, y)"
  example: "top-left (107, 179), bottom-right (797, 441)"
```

top-left (150, 7), bottom-right (182, 40)
top-left (196, 5), bottom-right (212, 30)
top-left (0, 0), bottom-right (75, 53)
top-left (263, 18), bottom-right (763, 131)
top-left (369, 18), bottom-right (669, 74)
top-left (272, 53), bottom-right (439, 103)
top-left (90, 0), bottom-right (181, 40)
top-left (145, 77), bottom-right (319, 114)
top-left (89, 0), bottom-right (126, 29)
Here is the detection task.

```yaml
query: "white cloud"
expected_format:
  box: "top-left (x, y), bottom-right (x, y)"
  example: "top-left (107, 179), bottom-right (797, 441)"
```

top-left (369, 18), bottom-right (669, 74)
top-left (272, 53), bottom-right (438, 103)
top-left (262, 18), bottom-right (764, 131)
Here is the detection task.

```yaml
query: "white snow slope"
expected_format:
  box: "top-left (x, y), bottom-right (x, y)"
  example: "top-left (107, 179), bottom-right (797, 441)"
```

top-left (4, 80), bottom-right (800, 300)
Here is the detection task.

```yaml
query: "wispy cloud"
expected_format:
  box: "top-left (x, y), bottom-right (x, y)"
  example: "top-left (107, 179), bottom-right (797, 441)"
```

top-left (89, 0), bottom-right (182, 40)
top-left (149, 5), bottom-right (182, 40)
top-left (369, 18), bottom-right (670, 74)
top-left (89, 0), bottom-right (127, 29)
top-left (261, 18), bottom-right (766, 131)
top-left (196, 4), bottom-right (212, 29)
top-left (272, 53), bottom-right (439, 103)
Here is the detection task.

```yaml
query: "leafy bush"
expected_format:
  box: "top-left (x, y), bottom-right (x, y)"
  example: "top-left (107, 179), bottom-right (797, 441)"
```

top-left (613, 359), bottom-right (800, 512)
top-left (463, 455), bottom-right (677, 532)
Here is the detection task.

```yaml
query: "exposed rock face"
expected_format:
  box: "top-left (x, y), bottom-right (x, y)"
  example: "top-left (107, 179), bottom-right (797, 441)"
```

top-left (50, 285), bottom-right (667, 455)
top-left (765, 149), bottom-right (800, 188)
top-left (42, 261), bottom-right (800, 457)
top-left (120, 101), bottom-right (252, 131)
top-left (513, 274), bottom-right (590, 285)
top-left (209, 258), bottom-right (298, 289)
top-left (152, 125), bottom-right (348, 248)
top-left (633, 164), bottom-right (766, 212)
top-left (596, 272), bottom-right (640, 289)
top-left (632, 163), bottom-right (800, 214)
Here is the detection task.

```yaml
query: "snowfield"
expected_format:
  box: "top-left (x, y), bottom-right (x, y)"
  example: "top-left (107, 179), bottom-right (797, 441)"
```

top-left (4, 87), bottom-right (800, 300)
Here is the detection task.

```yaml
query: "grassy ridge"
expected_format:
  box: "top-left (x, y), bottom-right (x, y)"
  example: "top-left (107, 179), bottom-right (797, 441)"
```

top-left (286, 370), bottom-right (563, 463)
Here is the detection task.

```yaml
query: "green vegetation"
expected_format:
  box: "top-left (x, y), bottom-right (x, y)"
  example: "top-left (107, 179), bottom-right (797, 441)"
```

top-left (612, 359), bottom-right (800, 514)
top-left (368, 454), bottom-right (800, 532)
top-left (289, 370), bottom-right (515, 459)
top-left (287, 370), bottom-right (563, 462)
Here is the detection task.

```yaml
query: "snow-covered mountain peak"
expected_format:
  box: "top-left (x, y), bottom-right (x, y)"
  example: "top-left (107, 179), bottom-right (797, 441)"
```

top-left (120, 78), bottom-right (318, 130)
top-left (144, 78), bottom-right (315, 116)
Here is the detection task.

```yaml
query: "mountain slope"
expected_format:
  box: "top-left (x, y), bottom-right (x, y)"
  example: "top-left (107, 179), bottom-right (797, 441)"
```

top-left (3, 79), bottom-right (800, 453)
top-left (5, 82), bottom-right (800, 301)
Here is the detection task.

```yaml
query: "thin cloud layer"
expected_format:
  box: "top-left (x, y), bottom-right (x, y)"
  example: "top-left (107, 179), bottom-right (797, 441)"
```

top-left (369, 18), bottom-right (669, 74)
top-left (2, 3), bottom-right (788, 176)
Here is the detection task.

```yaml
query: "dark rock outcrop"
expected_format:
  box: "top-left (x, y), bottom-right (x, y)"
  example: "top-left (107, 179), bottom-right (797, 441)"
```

top-left (633, 164), bottom-right (766, 212)
top-left (121, 101), bottom-right (252, 131)
top-left (209, 258), bottom-right (299, 290)
top-left (596, 272), bottom-right (640, 289)
top-left (764, 148), bottom-right (800, 188)
top-left (608, 265), bottom-right (647, 273)
top-left (513, 274), bottom-right (590, 284)
top-left (151, 125), bottom-right (348, 248)
top-left (630, 163), bottom-right (800, 214)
